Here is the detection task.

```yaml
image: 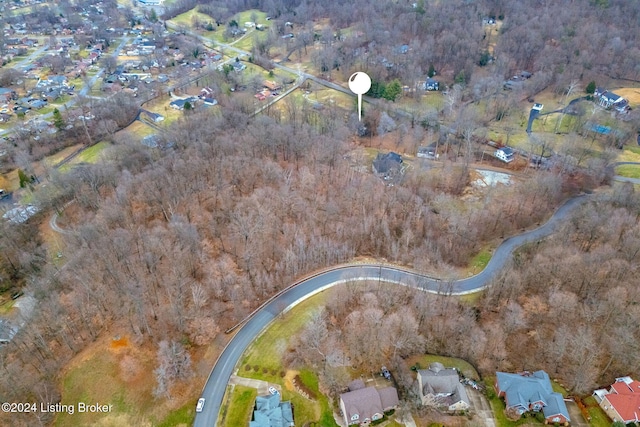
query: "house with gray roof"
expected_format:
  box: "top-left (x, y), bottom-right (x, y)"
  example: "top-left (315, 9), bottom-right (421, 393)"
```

top-left (339, 384), bottom-right (399, 426)
top-left (250, 393), bottom-right (294, 427)
top-left (0, 319), bottom-right (18, 344)
top-left (373, 152), bottom-right (404, 181)
top-left (417, 362), bottom-right (470, 412)
top-left (495, 370), bottom-right (570, 424)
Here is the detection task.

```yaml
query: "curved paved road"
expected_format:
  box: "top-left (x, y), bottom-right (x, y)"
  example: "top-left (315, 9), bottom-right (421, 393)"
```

top-left (194, 194), bottom-right (589, 427)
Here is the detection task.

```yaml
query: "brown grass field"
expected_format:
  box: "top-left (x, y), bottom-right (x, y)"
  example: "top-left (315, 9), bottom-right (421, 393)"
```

top-left (614, 87), bottom-right (640, 107)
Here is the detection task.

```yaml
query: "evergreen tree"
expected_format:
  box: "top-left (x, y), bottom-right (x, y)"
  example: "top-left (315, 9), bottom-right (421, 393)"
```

top-left (52, 108), bottom-right (65, 130)
top-left (382, 79), bottom-right (402, 102)
top-left (369, 80), bottom-right (386, 98)
top-left (586, 81), bottom-right (596, 94)
top-left (18, 169), bottom-right (29, 188)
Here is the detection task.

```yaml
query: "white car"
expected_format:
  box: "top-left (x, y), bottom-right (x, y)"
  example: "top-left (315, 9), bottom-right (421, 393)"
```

top-left (196, 398), bottom-right (205, 412)
top-left (268, 386), bottom-right (279, 395)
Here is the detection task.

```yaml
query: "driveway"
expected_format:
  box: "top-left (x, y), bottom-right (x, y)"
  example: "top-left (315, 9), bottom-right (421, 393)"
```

top-left (566, 400), bottom-right (589, 427)
top-left (467, 388), bottom-right (496, 427)
top-left (228, 374), bottom-right (278, 396)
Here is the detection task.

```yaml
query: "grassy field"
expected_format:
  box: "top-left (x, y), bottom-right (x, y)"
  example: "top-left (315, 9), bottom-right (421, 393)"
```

top-left (241, 294), bottom-right (327, 373)
top-left (237, 292), bottom-right (339, 427)
top-left (118, 120), bottom-right (156, 139)
top-left (615, 164), bottom-right (640, 178)
top-left (285, 84), bottom-right (353, 113)
top-left (0, 299), bottom-right (15, 315)
top-left (169, 8), bottom-right (213, 28)
top-left (614, 87), bottom-right (640, 107)
top-left (55, 341), bottom-right (145, 426)
top-left (406, 354), bottom-right (480, 380)
top-left (618, 145), bottom-right (640, 162)
top-left (469, 247), bottom-right (492, 274)
top-left (171, 7), bottom-right (269, 49)
top-left (233, 30), bottom-right (267, 51)
top-left (40, 144), bottom-right (84, 169)
top-left (59, 141), bottom-right (111, 172)
top-left (219, 385), bottom-right (257, 427)
top-left (56, 336), bottom-right (198, 427)
top-left (582, 396), bottom-right (610, 427)
top-left (142, 95), bottom-right (184, 126)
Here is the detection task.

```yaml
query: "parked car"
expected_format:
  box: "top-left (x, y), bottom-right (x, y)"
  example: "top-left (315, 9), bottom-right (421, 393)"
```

top-left (381, 366), bottom-right (391, 380)
top-left (196, 398), bottom-right (205, 412)
top-left (268, 386), bottom-right (279, 395)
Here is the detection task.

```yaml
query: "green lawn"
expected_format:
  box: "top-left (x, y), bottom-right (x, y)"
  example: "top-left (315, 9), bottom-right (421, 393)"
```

top-left (408, 355), bottom-right (479, 380)
top-left (59, 141), bottom-right (111, 172)
top-left (55, 350), bottom-right (134, 426)
top-left (155, 401), bottom-right (197, 427)
top-left (219, 385), bottom-right (257, 427)
top-left (236, 293), bottom-right (339, 427)
top-left (241, 294), bottom-right (327, 373)
top-left (233, 30), bottom-right (265, 51)
top-left (583, 396), bottom-right (610, 427)
top-left (234, 9), bottom-right (268, 25)
top-left (119, 120), bottom-right (156, 139)
top-left (616, 164), bottom-right (640, 179)
top-left (0, 299), bottom-right (15, 315)
top-left (75, 141), bottom-right (111, 163)
top-left (469, 247), bottom-right (492, 273)
top-left (618, 145), bottom-right (640, 162)
top-left (169, 8), bottom-right (213, 28)
top-left (57, 340), bottom-right (197, 427)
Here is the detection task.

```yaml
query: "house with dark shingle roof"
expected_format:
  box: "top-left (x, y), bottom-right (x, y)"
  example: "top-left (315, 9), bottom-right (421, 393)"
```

top-left (0, 319), bottom-right (18, 344)
top-left (417, 362), bottom-right (470, 412)
top-left (495, 370), bottom-right (570, 424)
top-left (249, 393), bottom-right (294, 427)
top-left (339, 384), bottom-right (399, 426)
top-left (594, 87), bottom-right (630, 113)
top-left (373, 152), bottom-right (403, 180)
top-left (169, 97), bottom-right (198, 110)
top-left (593, 377), bottom-right (640, 423)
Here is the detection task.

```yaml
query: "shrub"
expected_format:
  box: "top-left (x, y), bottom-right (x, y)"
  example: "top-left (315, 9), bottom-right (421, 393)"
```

top-left (293, 374), bottom-right (317, 400)
top-left (245, 364), bottom-right (251, 371)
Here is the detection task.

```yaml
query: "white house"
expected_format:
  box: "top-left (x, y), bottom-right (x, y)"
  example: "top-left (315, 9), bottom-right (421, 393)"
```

top-left (495, 147), bottom-right (514, 163)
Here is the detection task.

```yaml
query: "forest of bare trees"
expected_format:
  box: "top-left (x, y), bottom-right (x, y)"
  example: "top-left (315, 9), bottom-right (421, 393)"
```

top-left (0, 97), bottom-right (627, 424)
top-left (0, 106), bottom-right (556, 406)
top-left (286, 184), bottom-right (640, 400)
top-left (171, 0), bottom-right (640, 87)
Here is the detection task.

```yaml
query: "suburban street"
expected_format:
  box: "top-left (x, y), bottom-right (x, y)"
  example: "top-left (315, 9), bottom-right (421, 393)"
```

top-left (194, 193), bottom-right (589, 427)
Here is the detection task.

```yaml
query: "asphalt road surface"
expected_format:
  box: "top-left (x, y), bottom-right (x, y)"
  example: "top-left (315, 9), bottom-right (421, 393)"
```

top-left (194, 194), bottom-right (589, 427)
